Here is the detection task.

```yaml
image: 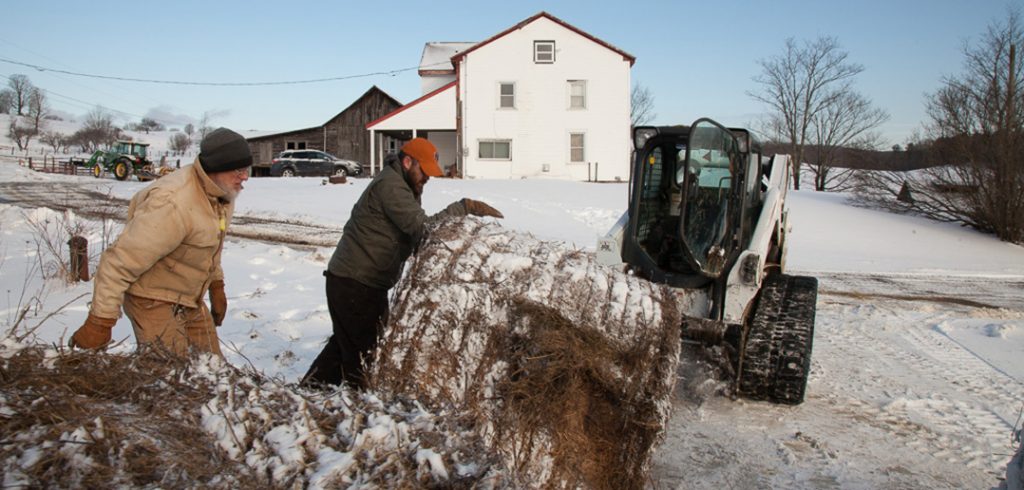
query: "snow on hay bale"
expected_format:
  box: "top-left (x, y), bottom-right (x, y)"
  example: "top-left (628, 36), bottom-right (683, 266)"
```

top-left (371, 218), bottom-right (694, 488)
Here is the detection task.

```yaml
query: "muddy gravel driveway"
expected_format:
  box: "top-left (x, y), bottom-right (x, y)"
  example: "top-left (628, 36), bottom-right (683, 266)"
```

top-left (0, 180), bottom-right (342, 247)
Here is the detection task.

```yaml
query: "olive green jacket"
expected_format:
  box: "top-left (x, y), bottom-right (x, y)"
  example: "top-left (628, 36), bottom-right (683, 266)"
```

top-left (90, 161), bottom-right (232, 319)
top-left (328, 158), bottom-right (465, 289)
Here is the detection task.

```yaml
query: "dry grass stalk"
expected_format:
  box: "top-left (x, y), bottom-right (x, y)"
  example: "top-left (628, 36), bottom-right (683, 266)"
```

top-left (0, 345), bottom-right (265, 488)
top-left (1, 343), bottom-right (510, 488)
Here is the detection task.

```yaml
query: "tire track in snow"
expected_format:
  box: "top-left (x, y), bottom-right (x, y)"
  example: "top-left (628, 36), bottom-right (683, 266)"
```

top-left (815, 298), bottom-right (1022, 478)
top-left (898, 324), bottom-right (1023, 423)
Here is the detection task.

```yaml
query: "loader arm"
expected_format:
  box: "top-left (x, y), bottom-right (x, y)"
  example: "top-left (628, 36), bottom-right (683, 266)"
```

top-left (722, 154), bottom-right (791, 324)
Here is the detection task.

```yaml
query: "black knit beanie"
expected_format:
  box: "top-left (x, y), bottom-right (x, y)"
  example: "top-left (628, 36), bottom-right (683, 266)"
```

top-left (199, 128), bottom-right (252, 173)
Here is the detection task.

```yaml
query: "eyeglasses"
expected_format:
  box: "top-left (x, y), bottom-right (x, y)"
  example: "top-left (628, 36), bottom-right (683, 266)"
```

top-left (233, 167), bottom-right (251, 178)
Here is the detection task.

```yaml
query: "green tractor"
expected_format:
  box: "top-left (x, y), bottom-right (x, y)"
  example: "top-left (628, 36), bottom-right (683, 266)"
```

top-left (87, 141), bottom-right (158, 181)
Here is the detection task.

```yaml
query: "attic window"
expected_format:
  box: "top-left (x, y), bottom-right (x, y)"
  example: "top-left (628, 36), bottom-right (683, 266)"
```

top-left (534, 41), bottom-right (555, 63)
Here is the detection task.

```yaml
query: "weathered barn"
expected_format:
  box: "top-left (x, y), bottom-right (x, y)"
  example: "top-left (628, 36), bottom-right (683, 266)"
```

top-left (247, 86), bottom-right (402, 175)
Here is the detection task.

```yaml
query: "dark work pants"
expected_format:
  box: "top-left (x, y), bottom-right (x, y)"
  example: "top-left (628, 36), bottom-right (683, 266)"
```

top-left (302, 272), bottom-right (389, 389)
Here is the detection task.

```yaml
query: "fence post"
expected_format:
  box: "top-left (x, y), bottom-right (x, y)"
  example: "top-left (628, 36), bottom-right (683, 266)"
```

top-left (68, 236), bottom-right (90, 282)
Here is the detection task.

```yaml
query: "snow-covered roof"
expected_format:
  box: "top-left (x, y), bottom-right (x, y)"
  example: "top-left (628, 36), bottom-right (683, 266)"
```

top-left (419, 42), bottom-right (476, 75)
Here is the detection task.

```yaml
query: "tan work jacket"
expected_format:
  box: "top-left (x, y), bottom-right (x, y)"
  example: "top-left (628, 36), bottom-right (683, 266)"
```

top-left (90, 160), bottom-right (233, 319)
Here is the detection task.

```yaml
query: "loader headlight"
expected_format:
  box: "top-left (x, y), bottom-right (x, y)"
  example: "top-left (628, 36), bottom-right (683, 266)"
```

top-left (633, 127), bottom-right (658, 150)
top-left (740, 253), bottom-right (760, 284)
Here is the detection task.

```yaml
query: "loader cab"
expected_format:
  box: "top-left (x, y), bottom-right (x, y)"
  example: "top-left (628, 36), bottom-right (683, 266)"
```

top-left (623, 119), bottom-right (762, 294)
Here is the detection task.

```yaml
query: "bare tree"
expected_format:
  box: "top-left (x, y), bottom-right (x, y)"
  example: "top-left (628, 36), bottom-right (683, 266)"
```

top-left (750, 37), bottom-right (866, 190)
top-left (198, 112), bottom-right (215, 141)
top-left (0, 89), bottom-right (13, 114)
top-left (69, 107), bottom-right (120, 152)
top-left (8, 119), bottom-right (37, 151)
top-left (183, 123), bottom-right (195, 138)
top-left (140, 117), bottom-right (164, 133)
top-left (28, 88), bottom-right (48, 132)
top-left (856, 9), bottom-right (1024, 243)
top-left (126, 117), bottom-right (166, 133)
top-left (39, 130), bottom-right (68, 153)
top-left (6, 74), bottom-right (35, 116)
top-left (168, 132), bottom-right (192, 155)
top-left (806, 91), bottom-right (889, 191)
top-left (631, 83), bottom-right (656, 127)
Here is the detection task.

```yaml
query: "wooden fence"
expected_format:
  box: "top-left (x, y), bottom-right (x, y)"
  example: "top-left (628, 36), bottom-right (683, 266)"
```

top-left (22, 156), bottom-right (92, 176)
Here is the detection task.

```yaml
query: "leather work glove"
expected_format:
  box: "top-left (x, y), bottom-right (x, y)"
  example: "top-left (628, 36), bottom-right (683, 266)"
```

top-left (69, 313), bottom-right (117, 350)
top-left (209, 279), bottom-right (227, 326)
top-left (462, 198), bottom-right (504, 219)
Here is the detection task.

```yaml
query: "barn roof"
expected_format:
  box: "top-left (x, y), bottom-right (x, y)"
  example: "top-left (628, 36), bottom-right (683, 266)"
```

top-left (246, 85), bottom-right (401, 141)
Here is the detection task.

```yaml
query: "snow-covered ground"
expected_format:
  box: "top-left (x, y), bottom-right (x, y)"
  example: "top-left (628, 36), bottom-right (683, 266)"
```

top-left (1, 127), bottom-right (1023, 486)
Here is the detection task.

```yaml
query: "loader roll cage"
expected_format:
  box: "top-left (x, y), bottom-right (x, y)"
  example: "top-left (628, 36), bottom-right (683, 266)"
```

top-left (624, 119), bottom-right (765, 310)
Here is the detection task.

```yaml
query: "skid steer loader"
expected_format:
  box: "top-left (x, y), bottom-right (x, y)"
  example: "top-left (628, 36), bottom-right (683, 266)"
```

top-left (597, 118), bottom-right (817, 404)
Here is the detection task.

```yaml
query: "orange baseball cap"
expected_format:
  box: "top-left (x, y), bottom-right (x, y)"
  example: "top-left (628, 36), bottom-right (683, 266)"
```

top-left (401, 138), bottom-right (442, 177)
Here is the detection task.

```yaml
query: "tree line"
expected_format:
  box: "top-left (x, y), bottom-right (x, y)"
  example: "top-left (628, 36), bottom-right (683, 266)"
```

top-left (1, 75), bottom-right (215, 156)
top-left (747, 8), bottom-right (1022, 243)
top-left (852, 10), bottom-right (1024, 243)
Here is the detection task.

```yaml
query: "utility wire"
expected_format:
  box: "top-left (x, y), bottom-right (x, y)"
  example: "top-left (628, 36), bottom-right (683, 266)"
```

top-left (0, 36), bottom-right (168, 107)
top-left (0, 56), bottom-right (449, 86)
top-left (1, 73), bottom-right (152, 121)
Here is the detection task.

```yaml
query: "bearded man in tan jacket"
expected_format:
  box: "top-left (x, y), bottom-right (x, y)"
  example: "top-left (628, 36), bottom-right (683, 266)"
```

top-left (69, 127), bottom-right (253, 356)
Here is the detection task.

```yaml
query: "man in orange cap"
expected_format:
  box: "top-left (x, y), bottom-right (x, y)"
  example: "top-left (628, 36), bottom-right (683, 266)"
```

top-left (302, 137), bottom-right (502, 389)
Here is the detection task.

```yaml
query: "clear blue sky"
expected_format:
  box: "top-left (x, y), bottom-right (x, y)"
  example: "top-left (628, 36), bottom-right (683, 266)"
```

top-left (2, 0), bottom-right (1016, 146)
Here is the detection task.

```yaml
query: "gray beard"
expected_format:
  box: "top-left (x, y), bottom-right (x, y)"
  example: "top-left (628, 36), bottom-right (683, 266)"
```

top-left (215, 181), bottom-right (238, 202)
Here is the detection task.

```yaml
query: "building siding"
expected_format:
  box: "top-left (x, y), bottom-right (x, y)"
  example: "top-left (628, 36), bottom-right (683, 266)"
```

top-left (247, 87), bottom-right (401, 172)
top-left (458, 17), bottom-right (631, 181)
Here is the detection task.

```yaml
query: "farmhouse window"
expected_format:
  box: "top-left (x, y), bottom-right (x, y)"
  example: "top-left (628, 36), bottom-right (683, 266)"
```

top-left (570, 132), bottom-right (585, 162)
top-left (499, 82), bottom-right (516, 109)
top-left (479, 140), bottom-right (512, 160)
top-left (286, 141), bottom-right (307, 150)
top-left (568, 80), bottom-right (587, 109)
top-left (534, 41), bottom-right (555, 63)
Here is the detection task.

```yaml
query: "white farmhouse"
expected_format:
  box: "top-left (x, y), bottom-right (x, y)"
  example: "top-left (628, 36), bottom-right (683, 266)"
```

top-left (367, 12), bottom-right (634, 181)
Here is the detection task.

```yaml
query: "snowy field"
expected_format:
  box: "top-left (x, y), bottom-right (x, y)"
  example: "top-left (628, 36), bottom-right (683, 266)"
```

top-left (1, 128), bottom-right (1023, 486)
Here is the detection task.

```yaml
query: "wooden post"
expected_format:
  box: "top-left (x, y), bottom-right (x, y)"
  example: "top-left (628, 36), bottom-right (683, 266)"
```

top-left (68, 236), bottom-right (89, 282)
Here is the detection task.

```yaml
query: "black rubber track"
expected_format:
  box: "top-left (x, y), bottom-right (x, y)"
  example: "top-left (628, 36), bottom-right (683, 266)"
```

top-left (737, 274), bottom-right (818, 404)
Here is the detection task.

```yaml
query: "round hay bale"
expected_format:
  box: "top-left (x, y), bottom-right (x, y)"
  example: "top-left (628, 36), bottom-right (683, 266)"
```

top-left (371, 218), bottom-right (695, 488)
